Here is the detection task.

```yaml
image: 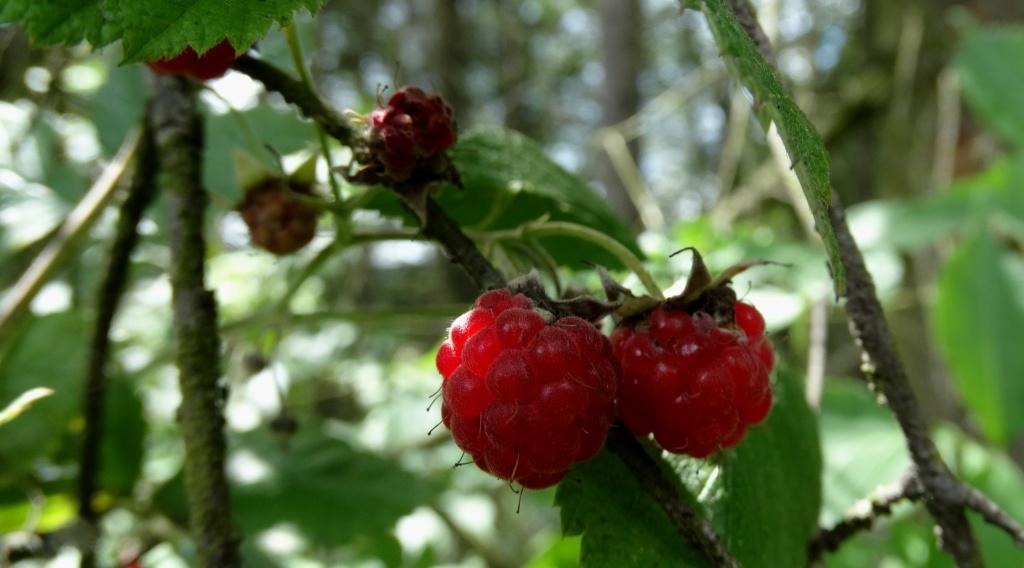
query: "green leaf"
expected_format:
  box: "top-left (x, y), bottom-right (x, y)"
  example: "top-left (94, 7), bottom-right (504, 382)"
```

top-left (115, 0), bottom-right (325, 62)
top-left (818, 380), bottom-right (909, 526)
top-left (708, 367), bottom-right (822, 567)
top-left (693, 0), bottom-right (845, 294)
top-left (0, 313), bottom-right (87, 471)
top-left (933, 230), bottom-right (1024, 445)
top-left (99, 376), bottom-right (145, 497)
top-left (365, 128), bottom-right (643, 270)
top-left (155, 427), bottom-right (442, 554)
top-left (556, 450), bottom-right (708, 567)
top-left (956, 26), bottom-right (1024, 148)
top-left (828, 425), bottom-right (1024, 567)
top-left (0, 0), bottom-right (121, 48)
top-left (1, 0), bottom-right (325, 63)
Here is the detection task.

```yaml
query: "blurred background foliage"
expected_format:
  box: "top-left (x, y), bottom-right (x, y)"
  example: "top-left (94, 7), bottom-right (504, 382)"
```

top-left (1, 0), bottom-right (1024, 566)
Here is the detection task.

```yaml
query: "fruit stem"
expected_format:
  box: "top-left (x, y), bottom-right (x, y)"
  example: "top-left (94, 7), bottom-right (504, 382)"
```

top-left (484, 220), bottom-right (664, 300)
top-left (285, 23), bottom-right (345, 208)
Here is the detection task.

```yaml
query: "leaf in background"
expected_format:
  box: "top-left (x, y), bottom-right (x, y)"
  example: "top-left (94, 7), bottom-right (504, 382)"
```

top-left (817, 380), bottom-right (910, 526)
top-left (556, 449), bottom-right (708, 567)
top-left (203, 105), bottom-right (317, 202)
top-left (0, 313), bottom-right (86, 471)
top-left (99, 376), bottom-right (145, 497)
top-left (933, 230), bottom-right (1024, 446)
top-left (90, 63), bottom-right (147, 156)
top-left (828, 425), bottom-right (1024, 567)
top-left (936, 426), bottom-right (1024, 566)
top-left (155, 427), bottom-right (443, 557)
top-left (364, 128), bottom-right (643, 270)
top-left (707, 367), bottom-right (822, 567)
top-left (956, 26), bottom-right (1024, 148)
top-left (692, 0), bottom-right (845, 294)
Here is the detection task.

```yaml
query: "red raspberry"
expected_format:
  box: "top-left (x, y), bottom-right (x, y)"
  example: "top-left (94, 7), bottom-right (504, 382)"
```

top-left (369, 87), bottom-right (457, 181)
top-left (146, 39), bottom-right (239, 81)
top-left (435, 290), bottom-right (620, 489)
top-left (237, 179), bottom-right (318, 255)
top-left (611, 302), bottom-right (774, 458)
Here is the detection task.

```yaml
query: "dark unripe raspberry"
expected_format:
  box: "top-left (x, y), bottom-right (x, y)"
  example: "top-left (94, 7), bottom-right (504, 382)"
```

top-left (369, 87), bottom-right (457, 181)
top-left (146, 39), bottom-right (239, 81)
top-left (238, 179), bottom-right (318, 255)
top-left (435, 290), bottom-right (620, 489)
top-left (612, 302), bottom-right (774, 458)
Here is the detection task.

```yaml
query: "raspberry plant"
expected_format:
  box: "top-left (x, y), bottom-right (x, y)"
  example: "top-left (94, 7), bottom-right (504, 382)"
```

top-left (1, 1), bottom-right (1023, 568)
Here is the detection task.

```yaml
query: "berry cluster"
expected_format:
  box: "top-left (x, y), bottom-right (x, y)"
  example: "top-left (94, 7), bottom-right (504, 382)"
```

top-left (146, 39), bottom-right (239, 81)
top-left (611, 302), bottom-right (774, 458)
top-left (369, 87), bottom-right (457, 181)
top-left (436, 290), bottom-right (619, 489)
top-left (238, 179), bottom-right (318, 255)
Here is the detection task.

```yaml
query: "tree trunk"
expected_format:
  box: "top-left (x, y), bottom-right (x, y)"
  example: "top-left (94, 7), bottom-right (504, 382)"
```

top-left (598, 0), bottom-right (643, 229)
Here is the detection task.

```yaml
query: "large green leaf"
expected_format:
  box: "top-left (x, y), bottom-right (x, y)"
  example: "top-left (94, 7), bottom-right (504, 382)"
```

top-left (956, 26), bottom-right (1024, 148)
top-left (155, 427), bottom-right (442, 557)
top-left (933, 230), bottom-right (1024, 445)
top-left (99, 376), bottom-right (145, 497)
top-left (556, 449), bottom-right (708, 567)
top-left (1, 0), bottom-right (325, 63)
top-left (0, 313), bottom-right (87, 471)
top-left (818, 380), bottom-right (910, 526)
top-left (827, 425), bottom-right (1024, 567)
top-left (365, 128), bottom-right (643, 270)
top-left (692, 0), bottom-right (845, 294)
top-left (708, 367), bottom-right (822, 568)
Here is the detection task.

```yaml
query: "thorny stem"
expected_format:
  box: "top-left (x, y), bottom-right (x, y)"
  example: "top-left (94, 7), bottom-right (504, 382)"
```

top-left (698, 0), bottom-right (1024, 565)
top-left (151, 74), bottom-right (240, 567)
top-left (234, 57), bottom-right (736, 566)
top-left (77, 115), bottom-right (158, 568)
top-left (807, 473), bottom-right (923, 564)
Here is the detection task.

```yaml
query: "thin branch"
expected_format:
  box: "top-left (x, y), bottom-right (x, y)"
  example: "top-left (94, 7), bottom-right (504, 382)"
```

top-left (808, 473), bottom-right (923, 563)
top-left (233, 56), bottom-right (737, 566)
top-left (699, 1), bottom-right (1024, 565)
top-left (232, 54), bottom-right (355, 145)
top-left (77, 114), bottom-right (158, 568)
top-left (959, 485), bottom-right (1024, 547)
top-left (151, 74), bottom-right (240, 568)
top-left (0, 130), bottom-right (140, 345)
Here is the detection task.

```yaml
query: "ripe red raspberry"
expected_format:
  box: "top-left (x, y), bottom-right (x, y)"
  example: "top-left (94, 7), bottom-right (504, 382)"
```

top-left (146, 39), bottom-right (239, 81)
top-left (369, 87), bottom-right (456, 181)
top-left (237, 179), bottom-right (318, 255)
top-left (611, 301), bottom-right (774, 458)
top-left (435, 290), bottom-right (619, 489)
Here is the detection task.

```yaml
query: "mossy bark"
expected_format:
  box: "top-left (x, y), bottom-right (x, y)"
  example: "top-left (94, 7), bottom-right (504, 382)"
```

top-left (150, 74), bottom-right (240, 568)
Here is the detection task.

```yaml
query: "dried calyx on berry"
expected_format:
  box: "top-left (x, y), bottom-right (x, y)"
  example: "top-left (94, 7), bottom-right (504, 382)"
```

top-left (435, 289), bottom-right (620, 490)
top-left (146, 39), bottom-right (241, 81)
top-left (608, 250), bottom-right (775, 458)
top-left (235, 150), bottom-right (320, 256)
top-left (349, 86), bottom-right (458, 186)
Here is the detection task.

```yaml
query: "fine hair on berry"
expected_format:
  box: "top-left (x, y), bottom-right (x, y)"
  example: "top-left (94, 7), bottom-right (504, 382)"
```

top-left (435, 289), bottom-right (620, 489)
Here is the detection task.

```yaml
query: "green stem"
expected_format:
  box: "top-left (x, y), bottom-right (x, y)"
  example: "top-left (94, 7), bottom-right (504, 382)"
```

top-left (285, 24), bottom-right (344, 206)
top-left (483, 221), bottom-right (663, 299)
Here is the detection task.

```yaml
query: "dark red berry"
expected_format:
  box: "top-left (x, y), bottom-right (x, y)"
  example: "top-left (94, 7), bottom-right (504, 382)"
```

top-left (612, 302), bottom-right (774, 458)
top-left (436, 290), bottom-right (620, 489)
top-left (146, 39), bottom-right (239, 81)
top-left (237, 179), bottom-right (318, 255)
top-left (369, 87), bottom-right (457, 181)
